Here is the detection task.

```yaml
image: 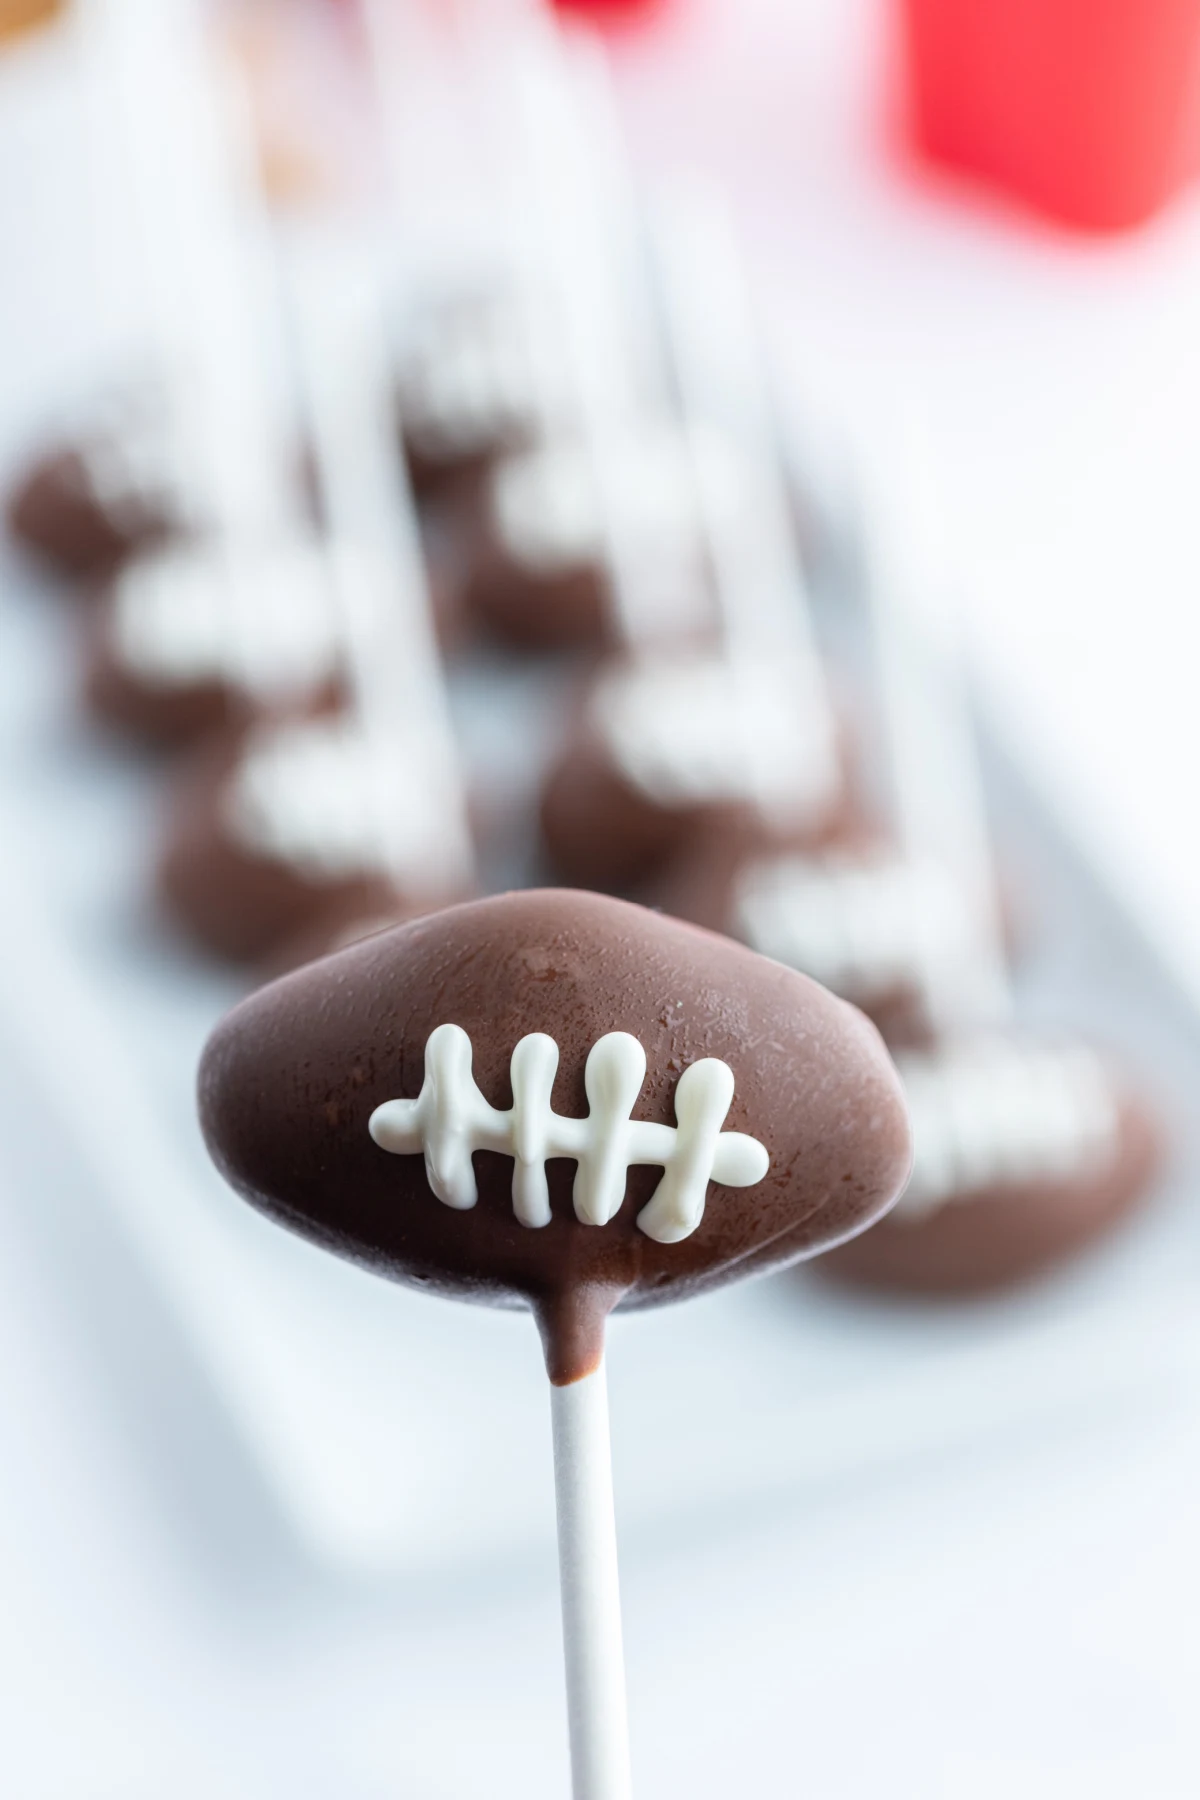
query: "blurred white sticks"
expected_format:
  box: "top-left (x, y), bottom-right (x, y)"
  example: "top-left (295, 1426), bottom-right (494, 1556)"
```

top-left (649, 184), bottom-right (841, 813)
top-left (499, 14), bottom-right (700, 648)
top-left (858, 410), bottom-right (1012, 1033)
top-left (75, 0), bottom-right (300, 546)
top-left (289, 235), bottom-right (474, 897)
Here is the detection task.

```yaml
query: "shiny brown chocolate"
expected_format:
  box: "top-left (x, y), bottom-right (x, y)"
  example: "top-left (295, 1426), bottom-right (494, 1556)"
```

top-left (198, 889), bottom-right (912, 1381)
top-left (819, 1082), bottom-right (1160, 1296)
top-left (7, 447), bottom-right (172, 585)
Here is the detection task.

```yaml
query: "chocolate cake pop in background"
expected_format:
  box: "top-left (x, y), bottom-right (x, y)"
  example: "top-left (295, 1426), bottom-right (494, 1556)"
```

top-left (539, 645), bottom-right (851, 893)
top-left (198, 888), bottom-right (913, 1382)
top-left (463, 423), bottom-right (708, 655)
top-left (819, 1037), bottom-right (1162, 1294)
top-left (157, 699), bottom-right (472, 963)
top-left (7, 413), bottom-right (184, 585)
top-left (652, 827), bottom-right (971, 1049)
top-left (78, 536), bottom-right (344, 750)
top-left (397, 283), bottom-right (563, 506)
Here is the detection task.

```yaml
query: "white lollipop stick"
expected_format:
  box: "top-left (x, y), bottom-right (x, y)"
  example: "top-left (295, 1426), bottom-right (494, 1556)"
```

top-left (649, 186), bottom-right (824, 662)
top-left (497, 16), bottom-right (696, 649)
top-left (289, 233), bottom-right (474, 897)
top-left (78, 0), bottom-right (299, 543)
top-left (858, 408), bottom-right (1012, 1033)
top-left (649, 183), bottom-right (840, 817)
top-left (551, 1363), bottom-right (633, 1800)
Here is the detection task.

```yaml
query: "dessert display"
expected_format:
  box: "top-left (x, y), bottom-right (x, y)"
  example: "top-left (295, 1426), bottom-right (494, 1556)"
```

top-left (2, 1), bottom-right (1180, 1785)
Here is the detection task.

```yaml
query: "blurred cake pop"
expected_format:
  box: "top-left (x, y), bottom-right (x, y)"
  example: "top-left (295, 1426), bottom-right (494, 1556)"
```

top-left (160, 239), bottom-right (475, 962)
top-left (821, 1037), bottom-right (1161, 1293)
top-left (79, 535), bottom-right (343, 749)
top-left (397, 281), bottom-right (561, 504)
top-left (7, 400), bottom-right (185, 584)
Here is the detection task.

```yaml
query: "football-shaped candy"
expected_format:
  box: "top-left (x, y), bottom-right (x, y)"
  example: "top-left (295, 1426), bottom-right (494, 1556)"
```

top-left (199, 889), bottom-right (912, 1381)
top-left (819, 1036), bottom-right (1161, 1294)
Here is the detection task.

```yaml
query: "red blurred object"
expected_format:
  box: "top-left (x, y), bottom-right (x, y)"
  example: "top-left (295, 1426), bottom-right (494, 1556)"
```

top-left (550, 0), bottom-right (662, 20)
top-left (900, 0), bottom-right (1200, 230)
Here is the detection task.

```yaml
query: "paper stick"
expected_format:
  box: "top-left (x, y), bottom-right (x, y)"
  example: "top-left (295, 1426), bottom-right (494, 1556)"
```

top-left (494, 15), bottom-right (689, 648)
top-left (77, 0), bottom-right (299, 543)
top-left (858, 408), bottom-right (1012, 1032)
top-left (551, 1361), bottom-right (633, 1800)
top-left (288, 232), bottom-right (475, 895)
top-left (648, 185), bottom-right (826, 665)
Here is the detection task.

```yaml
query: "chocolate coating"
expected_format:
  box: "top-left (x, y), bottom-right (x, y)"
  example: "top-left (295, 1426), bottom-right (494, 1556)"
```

top-left (7, 446), bottom-right (173, 584)
top-left (819, 1080), bottom-right (1160, 1296)
top-left (198, 889), bottom-right (912, 1381)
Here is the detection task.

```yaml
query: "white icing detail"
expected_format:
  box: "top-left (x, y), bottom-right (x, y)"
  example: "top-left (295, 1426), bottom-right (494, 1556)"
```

top-left (224, 714), bottom-right (451, 887)
top-left (895, 1040), bottom-right (1121, 1220)
top-left (398, 288), bottom-right (564, 458)
top-left (490, 431), bottom-right (704, 580)
top-left (76, 395), bottom-right (191, 530)
top-left (735, 850), bottom-right (972, 1006)
top-left (596, 650), bottom-right (840, 818)
top-left (112, 538), bottom-right (340, 692)
top-left (368, 1022), bottom-right (769, 1242)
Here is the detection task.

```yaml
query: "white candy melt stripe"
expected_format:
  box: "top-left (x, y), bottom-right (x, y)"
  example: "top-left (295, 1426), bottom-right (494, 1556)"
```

top-left (368, 1024), bottom-right (769, 1244)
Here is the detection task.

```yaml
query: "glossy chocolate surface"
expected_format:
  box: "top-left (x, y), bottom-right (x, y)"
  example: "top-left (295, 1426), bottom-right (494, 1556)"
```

top-left (199, 889), bottom-right (912, 1379)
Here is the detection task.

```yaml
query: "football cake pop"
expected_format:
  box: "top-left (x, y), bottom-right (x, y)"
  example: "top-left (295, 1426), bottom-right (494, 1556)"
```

top-left (199, 885), bottom-right (912, 1791)
top-left (199, 888), bottom-right (913, 1378)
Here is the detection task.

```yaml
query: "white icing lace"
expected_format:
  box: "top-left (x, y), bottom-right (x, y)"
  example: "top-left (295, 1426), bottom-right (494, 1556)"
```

top-left (895, 1039), bottom-right (1121, 1218)
top-left (368, 1022), bottom-right (769, 1243)
top-left (596, 650), bottom-right (840, 819)
top-left (735, 850), bottom-right (971, 1005)
top-left (113, 538), bottom-right (340, 691)
top-left (224, 714), bottom-right (450, 886)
